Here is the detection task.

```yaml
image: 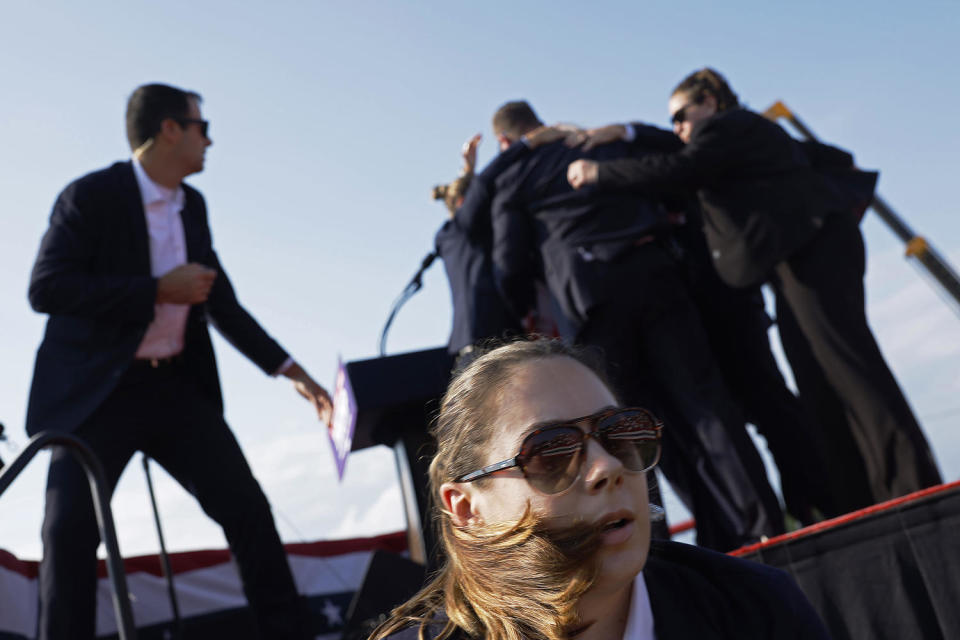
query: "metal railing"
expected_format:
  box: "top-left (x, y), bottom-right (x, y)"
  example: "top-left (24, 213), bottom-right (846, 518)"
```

top-left (0, 432), bottom-right (138, 640)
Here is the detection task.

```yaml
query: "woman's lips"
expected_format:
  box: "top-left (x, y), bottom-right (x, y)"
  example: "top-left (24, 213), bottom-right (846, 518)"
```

top-left (599, 518), bottom-right (635, 545)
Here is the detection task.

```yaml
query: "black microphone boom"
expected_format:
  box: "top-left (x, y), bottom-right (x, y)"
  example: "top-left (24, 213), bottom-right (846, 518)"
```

top-left (379, 251), bottom-right (439, 357)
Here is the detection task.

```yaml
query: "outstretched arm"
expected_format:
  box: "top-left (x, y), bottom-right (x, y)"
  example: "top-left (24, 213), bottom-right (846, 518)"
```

top-left (281, 361), bottom-right (333, 425)
top-left (568, 122), bottom-right (726, 192)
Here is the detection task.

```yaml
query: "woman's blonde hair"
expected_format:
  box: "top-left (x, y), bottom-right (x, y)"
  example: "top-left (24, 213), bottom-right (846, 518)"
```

top-left (370, 338), bottom-right (613, 640)
top-left (672, 67), bottom-right (740, 112)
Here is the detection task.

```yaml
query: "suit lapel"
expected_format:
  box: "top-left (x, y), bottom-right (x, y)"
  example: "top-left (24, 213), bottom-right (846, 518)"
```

top-left (119, 161), bottom-right (152, 275)
top-left (645, 563), bottom-right (725, 640)
top-left (179, 190), bottom-right (207, 263)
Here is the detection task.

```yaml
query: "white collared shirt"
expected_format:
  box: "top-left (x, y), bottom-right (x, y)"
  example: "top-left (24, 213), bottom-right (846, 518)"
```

top-left (132, 157), bottom-right (190, 360)
top-left (622, 572), bottom-right (656, 640)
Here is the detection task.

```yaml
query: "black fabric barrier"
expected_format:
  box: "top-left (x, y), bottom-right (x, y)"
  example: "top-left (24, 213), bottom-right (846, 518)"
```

top-left (734, 481), bottom-right (960, 640)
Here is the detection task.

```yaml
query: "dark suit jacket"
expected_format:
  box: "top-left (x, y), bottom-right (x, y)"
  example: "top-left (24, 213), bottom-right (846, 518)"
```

top-left (490, 140), bottom-right (668, 332)
top-left (26, 161), bottom-right (289, 435)
top-left (383, 540), bottom-right (831, 639)
top-left (597, 109), bottom-right (877, 288)
top-left (435, 141), bottom-right (528, 354)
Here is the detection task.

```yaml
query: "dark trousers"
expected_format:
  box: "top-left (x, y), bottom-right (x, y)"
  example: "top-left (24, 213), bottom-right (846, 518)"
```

top-left (773, 213), bottom-right (942, 507)
top-left (38, 361), bottom-right (305, 640)
top-left (577, 245), bottom-right (784, 551)
top-left (686, 272), bottom-right (837, 520)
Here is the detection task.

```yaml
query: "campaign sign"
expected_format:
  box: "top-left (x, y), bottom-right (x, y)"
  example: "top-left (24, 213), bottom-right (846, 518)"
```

top-left (328, 358), bottom-right (357, 481)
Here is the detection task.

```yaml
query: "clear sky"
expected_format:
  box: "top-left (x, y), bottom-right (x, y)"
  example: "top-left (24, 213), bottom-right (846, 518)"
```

top-left (1, 1), bottom-right (959, 559)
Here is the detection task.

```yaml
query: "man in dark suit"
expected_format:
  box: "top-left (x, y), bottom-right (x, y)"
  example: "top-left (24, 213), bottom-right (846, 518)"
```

top-left (433, 134), bottom-right (524, 359)
top-left (486, 101), bottom-right (784, 551)
top-left (27, 83), bottom-right (331, 640)
top-left (566, 80), bottom-right (940, 510)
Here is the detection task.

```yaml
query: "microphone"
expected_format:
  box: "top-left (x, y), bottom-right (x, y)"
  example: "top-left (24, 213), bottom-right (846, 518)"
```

top-left (379, 251), bottom-right (440, 356)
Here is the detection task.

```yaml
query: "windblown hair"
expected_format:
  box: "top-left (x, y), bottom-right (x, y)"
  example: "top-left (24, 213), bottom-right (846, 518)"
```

top-left (432, 171), bottom-right (474, 217)
top-left (370, 338), bottom-right (614, 640)
top-left (672, 68), bottom-right (740, 112)
top-left (125, 83), bottom-right (202, 150)
top-left (491, 101), bottom-right (543, 141)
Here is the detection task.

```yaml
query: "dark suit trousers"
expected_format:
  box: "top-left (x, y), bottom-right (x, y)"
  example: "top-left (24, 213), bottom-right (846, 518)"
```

top-left (775, 294), bottom-right (876, 513)
top-left (577, 244), bottom-right (784, 551)
top-left (773, 213), bottom-right (942, 506)
top-left (687, 275), bottom-right (837, 520)
top-left (38, 361), bottom-right (304, 640)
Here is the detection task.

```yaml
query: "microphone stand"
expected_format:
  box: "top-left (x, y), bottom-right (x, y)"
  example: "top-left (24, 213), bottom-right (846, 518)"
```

top-left (379, 251), bottom-right (438, 357)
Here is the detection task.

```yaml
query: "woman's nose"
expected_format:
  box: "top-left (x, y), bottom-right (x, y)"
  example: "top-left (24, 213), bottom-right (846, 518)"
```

top-left (582, 438), bottom-right (625, 492)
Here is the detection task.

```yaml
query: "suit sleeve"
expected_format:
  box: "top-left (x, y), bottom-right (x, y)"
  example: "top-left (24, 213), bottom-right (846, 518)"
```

top-left (597, 120), bottom-right (730, 193)
top-left (453, 140), bottom-right (530, 240)
top-left (798, 140), bottom-right (855, 169)
top-left (628, 122), bottom-right (685, 152)
top-left (453, 173), bottom-right (494, 239)
top-left (28, 185), bottom-right (156, 324)
top-left (490, 183), bottom-right (536, 319)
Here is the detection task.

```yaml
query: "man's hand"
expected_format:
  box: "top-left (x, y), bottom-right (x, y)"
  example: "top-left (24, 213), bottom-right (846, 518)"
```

top-left (567, 159), bottom-right (599, 190)
top-left (283, 362), bottom-right (333, 425)
top-left (461, 133), bottom-right (482, 173)
top-left (156, 263), bottom-right (217, 304)
top-left (581, 124), bottom-right (628, 150)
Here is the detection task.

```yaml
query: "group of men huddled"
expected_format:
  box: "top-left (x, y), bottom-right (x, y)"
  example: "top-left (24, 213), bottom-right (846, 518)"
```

top-left (433, 69), bottom-right (942, 553)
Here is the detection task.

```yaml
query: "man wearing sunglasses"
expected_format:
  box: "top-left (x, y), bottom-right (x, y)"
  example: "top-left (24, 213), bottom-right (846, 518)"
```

top-left (27, 83), bottom-right (328, 640)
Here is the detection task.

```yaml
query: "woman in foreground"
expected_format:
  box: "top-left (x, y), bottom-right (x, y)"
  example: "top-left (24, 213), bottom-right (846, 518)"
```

top-left (371, 338), bottom-right (830, 640)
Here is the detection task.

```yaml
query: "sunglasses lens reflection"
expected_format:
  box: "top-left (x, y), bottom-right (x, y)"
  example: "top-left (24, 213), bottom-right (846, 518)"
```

top-left (519, 410), bottom-right (660, 494)
top-left (597, 410), bottom-right (661, 472)
top-left (521, 427), bottom-right (583, 494)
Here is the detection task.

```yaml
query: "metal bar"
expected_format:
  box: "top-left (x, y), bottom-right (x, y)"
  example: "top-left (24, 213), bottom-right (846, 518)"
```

top-left (907, 238), bottom-right (960, 311)
top-left (142, 455), bottom-right (183, 639)
top-left (0, 432), bottom-right (138, 640)
top-left (871, 194), bottom-right (917, 244)
top-left (392, 438), bottom-right (427, 565)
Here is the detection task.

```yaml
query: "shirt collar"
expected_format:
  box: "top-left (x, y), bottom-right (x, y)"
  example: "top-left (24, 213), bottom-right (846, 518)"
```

top-left (621, 572), bottom-right (656, 640)
top-left (131, 157), bottom-right (185, 210)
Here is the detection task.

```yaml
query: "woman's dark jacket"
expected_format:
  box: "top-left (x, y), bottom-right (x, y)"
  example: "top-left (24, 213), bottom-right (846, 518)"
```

top-left (382, 540), bottom-right (831, 639)
top-left (596, 109), bottom-right (876, 287)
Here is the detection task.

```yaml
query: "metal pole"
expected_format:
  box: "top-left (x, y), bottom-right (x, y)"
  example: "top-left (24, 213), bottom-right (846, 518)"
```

top-left (0, 432), bottom-right (138, 640)
top-left (392, 439), bottom-right (427, 565)
top-left (142, 455), bottom-right (183, 639)
top-left (763, 100), bottom-right (960, 316)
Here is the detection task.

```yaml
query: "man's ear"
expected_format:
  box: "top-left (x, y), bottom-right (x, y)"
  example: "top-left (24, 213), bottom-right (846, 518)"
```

top-left (158, 118), bottom-right (181, 144)
top-left (496, 133), bottom-right (512, 152)
top-left (440, 481), bottom-right (482, 528)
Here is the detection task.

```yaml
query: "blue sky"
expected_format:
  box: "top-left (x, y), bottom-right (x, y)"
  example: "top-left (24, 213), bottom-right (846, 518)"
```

top-left (1, 2), bottom-right (959, 558)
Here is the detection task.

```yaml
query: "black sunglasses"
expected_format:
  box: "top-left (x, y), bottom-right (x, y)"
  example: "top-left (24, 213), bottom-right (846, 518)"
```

top-left (670, 101), bottom-right (699, 125)
top-left (176, 118), bottom-right (210, 138)
top-left (455, 407), bottom-right (662, 495)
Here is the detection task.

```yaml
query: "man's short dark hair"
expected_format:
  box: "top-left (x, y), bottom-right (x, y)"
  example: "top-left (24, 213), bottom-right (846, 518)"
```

top-left (125, 83), bottom-right (202, 150)
top-left (492, 101), bottom-right (542, 140)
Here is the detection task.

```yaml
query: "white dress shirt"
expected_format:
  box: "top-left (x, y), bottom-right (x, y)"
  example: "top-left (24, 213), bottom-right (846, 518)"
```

top-left (131, 158), bottom-right (294, 375)
top-left (132, 157), bottom-right (190, 360)
top-left (621, 572), bottom-right (656, 640)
